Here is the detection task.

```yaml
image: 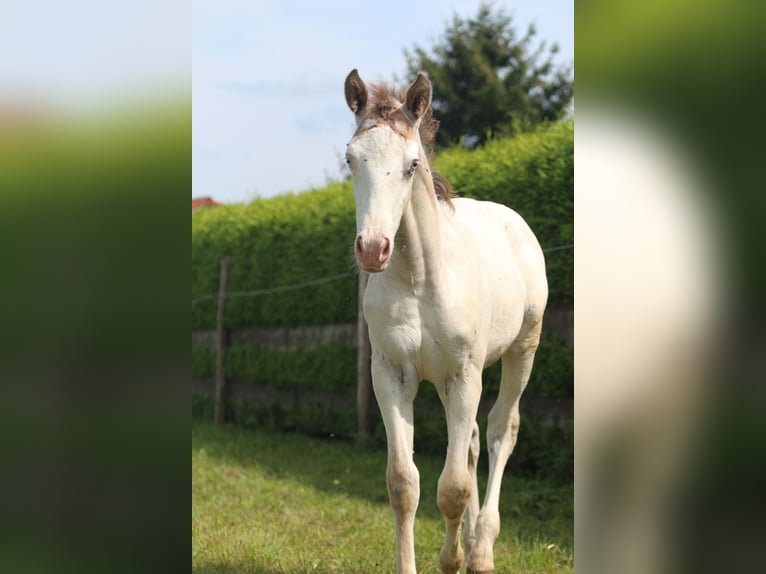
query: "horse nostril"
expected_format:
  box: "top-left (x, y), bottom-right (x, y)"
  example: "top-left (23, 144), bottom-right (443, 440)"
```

top-left (380, 237), bottom-right (391, 258)
top-left (355, 235), bottom-right (364, 255)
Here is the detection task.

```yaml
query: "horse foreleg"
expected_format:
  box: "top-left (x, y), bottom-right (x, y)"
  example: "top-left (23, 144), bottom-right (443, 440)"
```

top-left (468, 321), bottom-right (543, 574)
top-left (437, 369), bottom-right (482, 574)
top-left (372, 353), bottom-right (420, 574)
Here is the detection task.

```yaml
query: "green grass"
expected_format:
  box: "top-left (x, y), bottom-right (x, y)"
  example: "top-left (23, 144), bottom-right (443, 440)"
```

top-left (192, 420), bottom-right (573, 573)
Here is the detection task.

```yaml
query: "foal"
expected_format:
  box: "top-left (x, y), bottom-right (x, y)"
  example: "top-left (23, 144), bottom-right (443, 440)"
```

top-left (344, 69), bottom-right (548, 574)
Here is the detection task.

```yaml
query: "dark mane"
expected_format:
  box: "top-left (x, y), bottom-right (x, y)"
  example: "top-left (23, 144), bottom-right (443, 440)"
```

top-left (365, 82), bottom-right (456, 209)
top-left (431, 172), bottom-right (457, 207)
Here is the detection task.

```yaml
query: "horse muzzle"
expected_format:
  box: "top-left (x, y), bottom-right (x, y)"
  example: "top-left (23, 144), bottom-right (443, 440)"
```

top-left (355, 231), bottom-right (392, 273)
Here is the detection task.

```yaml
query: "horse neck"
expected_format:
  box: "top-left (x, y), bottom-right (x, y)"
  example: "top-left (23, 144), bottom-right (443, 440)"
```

top-left (391, 167), bottom-right (446, 290)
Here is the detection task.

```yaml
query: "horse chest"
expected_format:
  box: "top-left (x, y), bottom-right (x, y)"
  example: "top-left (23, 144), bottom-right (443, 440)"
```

top-left (364, 286), bottom-right (477, 380)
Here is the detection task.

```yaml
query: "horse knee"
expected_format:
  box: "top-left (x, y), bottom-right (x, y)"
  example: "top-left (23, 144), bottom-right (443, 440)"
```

top-left (387, 461), bottom-right (419, 515)
top-left (437, 470), bottom-right (472, 520)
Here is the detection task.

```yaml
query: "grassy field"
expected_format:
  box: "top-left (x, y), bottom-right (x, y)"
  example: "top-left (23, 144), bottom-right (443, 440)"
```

top-left (192, 420), bottom-right (573, 573)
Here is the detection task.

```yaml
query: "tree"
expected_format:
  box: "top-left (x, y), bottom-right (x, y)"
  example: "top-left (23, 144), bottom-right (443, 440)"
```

top-left (404, 2), bottom-right (573, 149)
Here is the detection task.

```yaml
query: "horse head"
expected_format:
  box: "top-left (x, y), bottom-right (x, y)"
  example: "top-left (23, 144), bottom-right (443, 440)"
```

top-left (344, 69), bottom-right (432, 273)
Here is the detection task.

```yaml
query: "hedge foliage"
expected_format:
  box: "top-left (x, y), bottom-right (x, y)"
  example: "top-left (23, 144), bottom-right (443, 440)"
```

top-left (192, 333), bottom-right (571, 401)
top-left (192, 120), bottom-right (572, 330)
top-left (192, 181), bottom-right (358, 331)
top-left (192, 344), bottom-right (356, 392)
top-left (192, 395), bottom-right (358, 442)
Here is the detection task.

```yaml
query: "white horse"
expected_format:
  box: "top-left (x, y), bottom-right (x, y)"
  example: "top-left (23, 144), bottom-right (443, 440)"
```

top-left (344, 69), bottom-right (548, 574)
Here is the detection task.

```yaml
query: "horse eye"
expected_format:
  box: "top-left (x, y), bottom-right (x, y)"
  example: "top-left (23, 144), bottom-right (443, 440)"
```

top-left (408, 159), bottom-right (419, 174)
top-left (345, 157), bottom-right (352, 166)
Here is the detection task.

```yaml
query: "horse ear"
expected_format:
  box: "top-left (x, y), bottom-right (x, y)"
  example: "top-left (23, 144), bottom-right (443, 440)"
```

top-left (405, 72), bottom-right (432, 120)
top-left (344, 69), bottom-right (368, 116)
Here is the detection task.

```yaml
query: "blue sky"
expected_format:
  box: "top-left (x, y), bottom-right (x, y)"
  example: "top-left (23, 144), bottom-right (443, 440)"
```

top-left (193, 0), bottom-right (573, 203)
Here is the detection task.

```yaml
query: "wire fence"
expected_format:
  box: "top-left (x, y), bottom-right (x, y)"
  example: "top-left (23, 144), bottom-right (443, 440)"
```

top-left (192, 271), bottom-right (355, 306)
top-left (191, 243), bottom-right (573, 306)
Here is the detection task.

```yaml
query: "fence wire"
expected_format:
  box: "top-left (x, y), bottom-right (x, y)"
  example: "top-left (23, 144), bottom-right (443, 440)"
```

top-left (191, 243), bottom-right (573, 306)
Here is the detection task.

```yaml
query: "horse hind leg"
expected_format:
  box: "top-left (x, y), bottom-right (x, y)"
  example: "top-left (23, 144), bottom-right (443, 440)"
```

top-left (462, 421), bottom-right (481, 558)
top-left (467, 320), bottom-right (543, 574)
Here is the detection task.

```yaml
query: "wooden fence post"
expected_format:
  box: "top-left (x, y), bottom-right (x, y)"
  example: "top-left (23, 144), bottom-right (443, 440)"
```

top-left (214, 256), bottom-right (232, 425)
top-left (357, 271), bottom-right (374, 438)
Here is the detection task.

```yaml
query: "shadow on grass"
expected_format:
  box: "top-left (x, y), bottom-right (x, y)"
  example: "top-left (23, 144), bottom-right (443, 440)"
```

top-left (193, 563), bottom-right (334, 574)
top-left (192, 419), bottom-right (572, 548)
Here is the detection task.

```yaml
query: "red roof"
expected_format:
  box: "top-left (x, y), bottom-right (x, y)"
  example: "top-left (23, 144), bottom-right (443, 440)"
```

top-left (192, 197), bottom-right (222, 211)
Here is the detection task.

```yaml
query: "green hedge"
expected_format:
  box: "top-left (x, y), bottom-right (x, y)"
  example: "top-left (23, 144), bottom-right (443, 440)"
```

top-left (192, 181), bottom-right (358, 331)
top-left (192, 333), bottom-right (571, 400)
top-left (192, 395), bottom-right (358, 441)
top-left (192, 121), bottom-right (572, 330)
top-left (192, 344), bottom-right (356, 392)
